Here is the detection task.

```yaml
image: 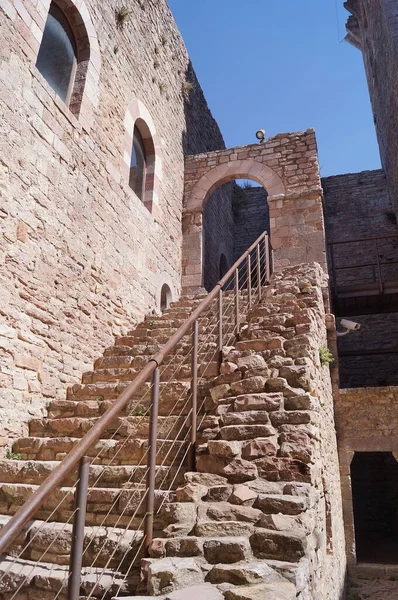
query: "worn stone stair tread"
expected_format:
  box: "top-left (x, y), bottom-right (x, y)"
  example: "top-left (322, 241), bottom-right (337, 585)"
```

top-left (0, 460), bottom-right (185, 488)
top-left (254, 494), bottom-right (308, 515)
top-left (28, 415), bottom-right (187, 439)
top-left (0, 555), bottom-right (130, 596)
top-left (0, 514), bottom-right (145, 569)
top-left (0, 482), bottom-right (175, 524)
top-left (224, 581), bottom-right (296, 600)
top-left (11, 436), bottom-right (187, 465)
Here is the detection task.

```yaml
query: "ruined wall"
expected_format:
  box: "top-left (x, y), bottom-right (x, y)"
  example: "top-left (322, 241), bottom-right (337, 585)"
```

top-left (345, 0), bottom-right (398, 215)
top-left (203, 183), bottom-right (235, 292)
top-left (233, 186), bottom-right (270, 261)
top-left (0, 0), bottom-right (225, 445)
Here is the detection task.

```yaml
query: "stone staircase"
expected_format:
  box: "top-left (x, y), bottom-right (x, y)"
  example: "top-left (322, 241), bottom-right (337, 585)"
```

top-left (0, 264), bottom-right (339, 600)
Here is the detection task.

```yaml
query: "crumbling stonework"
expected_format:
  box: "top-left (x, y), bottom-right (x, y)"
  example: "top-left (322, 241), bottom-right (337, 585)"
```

top-left (0, 0), bottom-right (226, 444)
top-left (144, 264), bottom-right (346, 599)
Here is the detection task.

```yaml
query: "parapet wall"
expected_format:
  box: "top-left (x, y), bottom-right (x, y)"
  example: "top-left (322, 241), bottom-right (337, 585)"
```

top-left (0, 0), bottom-right (225, 445)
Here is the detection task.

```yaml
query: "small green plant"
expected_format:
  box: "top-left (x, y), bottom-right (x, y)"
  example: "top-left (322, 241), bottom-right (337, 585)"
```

top-left (132, 406), bottom-right (146, 417)
top-left (154, 45), bottom-right (160, 55)
top-left (115, 6), bottom-right (130, 28)
top-left (96, 395), bottom-right (105, 402)
top-left (319, 346), bottom-right (334, 367)
top-left (182, 80), bottom-right (195, 102)
top-left (148, 320), bottom-right (155, 330)
top-left (6, 449), bottom-right (22, 460)
top-left (160, 35), bottom-right (169, 46)
top-left (159, 82), bottom-right (168, 94)
top-left (153, 59), bottom-right (160, 69)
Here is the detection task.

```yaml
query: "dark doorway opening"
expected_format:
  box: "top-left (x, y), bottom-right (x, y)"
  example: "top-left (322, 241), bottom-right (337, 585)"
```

top-left (351, 452), bottom-right (398, 564)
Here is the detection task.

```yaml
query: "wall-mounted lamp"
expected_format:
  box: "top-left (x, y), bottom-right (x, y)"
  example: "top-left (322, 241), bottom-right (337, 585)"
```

top-left (255, 129), bottom-right (266, 143)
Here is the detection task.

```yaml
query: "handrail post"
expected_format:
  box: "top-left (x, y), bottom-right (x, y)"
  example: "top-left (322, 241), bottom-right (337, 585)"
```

top-left (265, 234), bottom-right (270, 283)
top-left (188, 321), bottom-right (199, 471)
top-left (68, 456), bottom-right (90, 600)
top-left (256, 243), bottom-right (261, 301)
top-left (247, 253), bottom-right (252, 309)
top-left (144, 367), bottom-right (160, 553)
top-left (235, 268), bottom-right (240, 338)
top-left (218, 288), bottom-right (223, 360)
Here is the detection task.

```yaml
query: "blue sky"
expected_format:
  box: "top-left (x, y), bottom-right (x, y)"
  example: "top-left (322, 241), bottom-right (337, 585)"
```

top-left (168, 0), bottom-right (381, 178)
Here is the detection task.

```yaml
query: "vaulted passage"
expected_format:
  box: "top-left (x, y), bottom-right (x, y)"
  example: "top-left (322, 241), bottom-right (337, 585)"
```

top-left (351, 452), bottom-right (398, 564)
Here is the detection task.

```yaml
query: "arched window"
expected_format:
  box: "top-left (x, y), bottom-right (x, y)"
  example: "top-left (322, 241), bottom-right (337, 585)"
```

top-left (160, 284), bottom-right (172, 312)
top-left (129, 126), bottom-right (147, 201)
top-left (36, 3), bottom-right (78, 104)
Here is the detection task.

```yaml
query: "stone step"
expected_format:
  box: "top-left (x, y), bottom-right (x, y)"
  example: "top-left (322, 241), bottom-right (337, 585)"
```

top-left (0, 483), bottom-right (174, 527)
top-left (12, 436), bottom-right (188, 465)
top-left (250, 528), bottom-right (307, 563)
top-left (0, 460), bottom-right (186, 489)
top-left (254, 494), bottom-right (308, 516)
top-left (150, 536), bottom-right (253, 565)
top-left (45, 397), bottom-right (210, 422)
top-left (0, 515), bottom-right (144, 570)
top-left (28, 415), bottom-right (188, 440)
top-left (0, 555), bottom-right (133, 598)
top-left (82, 360), bottom-right (219, 385)
top-left (66, 380), bottom-right (199, 408)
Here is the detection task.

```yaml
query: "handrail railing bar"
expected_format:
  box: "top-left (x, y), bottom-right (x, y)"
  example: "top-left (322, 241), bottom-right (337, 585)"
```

top-left (81, 302), bottom-right (239, 562)
top-left (2, 325), bottom-right (245, 598)
top-left (93, 270), bottom-right (261, 598)
top-left (68, 456), bottom-right (90, 600)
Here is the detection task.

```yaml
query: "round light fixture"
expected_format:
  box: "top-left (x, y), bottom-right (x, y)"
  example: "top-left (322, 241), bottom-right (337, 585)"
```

top-left (255, 129), bottom-right (266, 143)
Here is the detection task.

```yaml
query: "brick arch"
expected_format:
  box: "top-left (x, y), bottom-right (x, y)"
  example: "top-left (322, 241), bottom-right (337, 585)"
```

top-left (29, 0), bottom-right (101, 127)
top-left (185, 159), bottom-right (285, 212)
top-left (181, 132), bottom-right (326, 293)
top-left (122, 98), bottom-right (163, 214)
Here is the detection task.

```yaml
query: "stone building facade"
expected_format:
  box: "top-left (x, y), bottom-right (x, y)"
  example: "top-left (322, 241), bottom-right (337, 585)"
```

top-left (1, 0), bottom-right (398, 598)
top-left (0, 0), bottom-right (232, 443)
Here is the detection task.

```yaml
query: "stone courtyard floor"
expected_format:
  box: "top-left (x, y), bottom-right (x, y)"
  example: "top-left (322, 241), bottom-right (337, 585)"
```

top-left (348, 578), bottom-right (398, 599)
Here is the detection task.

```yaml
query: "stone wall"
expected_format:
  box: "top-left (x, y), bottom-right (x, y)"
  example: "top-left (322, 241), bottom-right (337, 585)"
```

top-left (338, 313), bottom-right (398, 388)
top-left (322, 169), bottom-right (393, 243)
top-left (233, 186), bottom-right (270, 261)
top-left (322, 169), bottom-right (398, 288)
top-left (345, 0), bottom-right (398, 216)
top-left (335, 385), bottom-right (398, 563)
top-left (203, 183), bottom-right (235, 292)
top-left (0, 0), bottom-right (225, 445)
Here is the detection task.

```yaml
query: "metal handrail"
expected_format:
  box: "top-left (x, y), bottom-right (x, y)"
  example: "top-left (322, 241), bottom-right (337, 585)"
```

top-left (0, 230), bottom-right (271, 557)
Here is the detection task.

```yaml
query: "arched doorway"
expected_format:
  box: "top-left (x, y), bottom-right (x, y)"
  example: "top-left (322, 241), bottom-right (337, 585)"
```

top-left (182, 132), bottom-right (326, 293)
top-left (202, 178), bottom-right (270, 291)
